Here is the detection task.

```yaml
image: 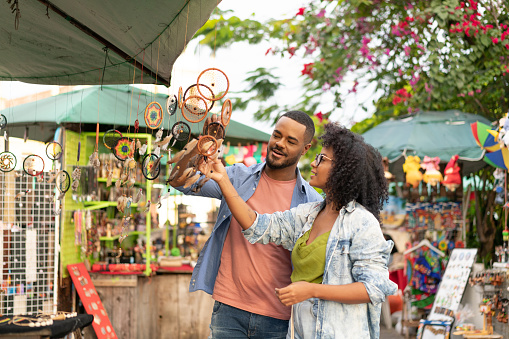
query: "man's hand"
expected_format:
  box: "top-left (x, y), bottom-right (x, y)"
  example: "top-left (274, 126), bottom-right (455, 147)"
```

top-left (275, 282), bottom-right (314, 306)
top-left (198, 157), bottom-right (228, 184)
top-left (202, 114), bottom-right (220, 136)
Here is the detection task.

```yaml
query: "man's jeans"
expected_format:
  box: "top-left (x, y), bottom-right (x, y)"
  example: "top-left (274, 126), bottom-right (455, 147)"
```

top-left (209, 301), bottom-right (289, 339)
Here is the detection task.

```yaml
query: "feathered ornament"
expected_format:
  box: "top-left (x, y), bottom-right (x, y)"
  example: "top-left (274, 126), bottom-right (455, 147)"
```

top-left (71, 167), bottom-right (81, 191)
top-left (88, 151), bottom-right (100, 169)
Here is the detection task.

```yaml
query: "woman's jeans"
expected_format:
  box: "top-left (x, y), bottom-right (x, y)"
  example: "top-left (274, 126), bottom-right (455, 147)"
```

top-left (287, 299), bottom-right (317, 339)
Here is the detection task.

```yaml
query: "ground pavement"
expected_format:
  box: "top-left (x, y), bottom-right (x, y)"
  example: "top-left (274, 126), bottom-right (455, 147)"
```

top-left (380, 326), bottom-right (405, 339)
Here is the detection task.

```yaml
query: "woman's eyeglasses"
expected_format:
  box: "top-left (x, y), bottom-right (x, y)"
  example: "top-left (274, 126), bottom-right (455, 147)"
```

top-left (314, 153), bottom-right (332, 167)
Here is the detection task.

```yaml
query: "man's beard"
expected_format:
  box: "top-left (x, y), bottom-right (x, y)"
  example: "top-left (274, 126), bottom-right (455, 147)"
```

top-left (265, 147), bottom-right (300, 170)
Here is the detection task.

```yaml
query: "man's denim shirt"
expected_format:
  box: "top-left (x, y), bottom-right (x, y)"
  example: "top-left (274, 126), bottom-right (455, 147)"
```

top-left (242, 200), bottom-right (398, 339)
top-left (175, 162), bottom-right (323, 295)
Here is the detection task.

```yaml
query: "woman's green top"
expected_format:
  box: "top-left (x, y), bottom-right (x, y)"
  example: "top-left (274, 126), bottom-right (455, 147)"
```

top-left (291, 228), bottom-right (331, 284)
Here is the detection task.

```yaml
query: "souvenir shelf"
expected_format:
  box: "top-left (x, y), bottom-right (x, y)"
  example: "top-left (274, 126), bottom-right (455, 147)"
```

top-left (61, 130), bottom-right (156, 276)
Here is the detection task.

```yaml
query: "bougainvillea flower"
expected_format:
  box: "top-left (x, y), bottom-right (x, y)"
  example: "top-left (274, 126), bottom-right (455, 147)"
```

top-left (301, 63), bottom-right (314, 77)
top-left (296, 7), bottom-right (305, 16)
top-left (315, 111), bottom-right (324, 122)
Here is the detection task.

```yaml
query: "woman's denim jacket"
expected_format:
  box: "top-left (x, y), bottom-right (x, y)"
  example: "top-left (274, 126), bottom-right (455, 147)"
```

top-left (242, 200), bottom-right (398, 339)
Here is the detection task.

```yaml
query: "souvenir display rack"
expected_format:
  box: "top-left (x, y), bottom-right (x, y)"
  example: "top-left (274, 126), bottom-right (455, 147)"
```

top-left (0, 170), bottom-right (59, 316)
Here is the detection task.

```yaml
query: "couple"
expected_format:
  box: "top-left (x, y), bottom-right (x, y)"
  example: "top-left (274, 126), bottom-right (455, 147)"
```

top-left (170, 111), bottom-right (397, 339)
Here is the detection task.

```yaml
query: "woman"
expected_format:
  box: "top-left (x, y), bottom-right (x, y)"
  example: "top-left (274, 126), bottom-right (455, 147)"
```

top-left (200, 122), bottom-right (397, 339)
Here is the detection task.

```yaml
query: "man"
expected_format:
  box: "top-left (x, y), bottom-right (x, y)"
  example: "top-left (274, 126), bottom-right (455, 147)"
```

top-left (169, 111), bottom-right (322, 338)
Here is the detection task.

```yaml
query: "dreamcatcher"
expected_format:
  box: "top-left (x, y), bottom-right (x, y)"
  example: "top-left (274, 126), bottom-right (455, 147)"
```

top-left (142, 153), bottom-right (162, 180)
top-left (46, 141), bottom-right (63, 161)
top-left (197, 135), bottom-right (219, 157)
top-left (184, 84), bottom-right (215, 112)
top-left (177, 86), bottom-right (184, 109)
top-left (23, 155), bottom-right (44, 177)
top-left (144, 102), bottom-right (163, 129)
top-left (221, 99), bottom-right (233, 126)
top-left (114, 138), bottom-right (135, 161)
top-left (0, 114), bottom-right (7, 129)
top-left (182, 96), bottom-right (209, 123)
top-left (171, 121), bottom-right (191, 142)
top-left (197, 68), bottom-right (230, 101)
top-left (55, 170), bottom-right (71, 194)
top-left (0, 151), bottom-right (16, 172)
top-left (166, 95), bottom-right (178, 116)
top-left (205, 121), bottom-right (225, 140)
top-left (103, 129), bottom-right (123, 150)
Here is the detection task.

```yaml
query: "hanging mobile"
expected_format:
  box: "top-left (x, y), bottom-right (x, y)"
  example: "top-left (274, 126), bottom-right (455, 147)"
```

top-left (144, 102), bottom-right (163, 129)
top-left (113, 138), bottom-right (135, 161)
top-left (177, 86), bottom-right (184, 109)
top-left (103, 129), bottom-right (123, 150)
top-left (23, 154), bottom-right (45, 176)
top-left (171, 121), bottom-right (191, 142)
top-left (221, 99), bottom-right (233, 126)
top-left (166, 95), bottom-right (178, 116)
top-left (182, 96), bottom-right (209, 123)
top-left (197, 135), bottom-right (219, 157)
top-left (55, 170), bottom-right (71, 194)
top-left (184, 84), bottom-right (215, 112)
top-left (0, 151), bottom-right (16, 172)
top-left (0, 114), bottom-right (7, 129)
top-left (46, 141), bottom-right (63, 161)
top-left (142, 153), bottom-right (161, 180)
top-left (205, 121), bottom-right (225, 140)
top-left (197, 68), bottom-right (230, 101)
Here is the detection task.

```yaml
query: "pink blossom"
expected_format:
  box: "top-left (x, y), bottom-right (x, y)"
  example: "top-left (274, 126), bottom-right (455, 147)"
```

top-left (404, 46), bottom-right (411, 56)
top-left (296, 7), bottom-right (305, 16)
top-left (476, 89), bottom-right (481, 93)
top-left (385, 48), bottom-right (390, 55)
top-left (492, 37), bottom-right (499, 44)
top-left (468, 91), bottom-right (474, 96)
top-left (316, 9), bottom-right (326, 18)
top-left (425, 83), bottom-right (432, 93)
top-left (322, 82), bottom-right (331, 91)
top-left (335, 67), bottom-right (343, 75)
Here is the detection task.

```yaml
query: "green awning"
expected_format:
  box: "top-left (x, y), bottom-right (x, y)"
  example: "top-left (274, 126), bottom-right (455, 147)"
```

top-left (362, 110), bottom-right (490, 179)
top-left (0, 0), bottom-right (218, 86)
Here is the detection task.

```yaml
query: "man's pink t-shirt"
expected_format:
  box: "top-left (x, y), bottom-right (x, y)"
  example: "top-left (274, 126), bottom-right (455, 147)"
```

top-left (212, 171), bottom-right (296, 320)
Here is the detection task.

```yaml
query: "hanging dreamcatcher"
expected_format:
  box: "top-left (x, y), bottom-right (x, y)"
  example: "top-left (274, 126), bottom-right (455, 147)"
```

top-left (103, 129), bottom-right (123, 150)
top-left (177, 86), bottom-right (184, 109)
top-left (142, 153), bottom-right (161, 180)
top-left (55, 170), bottom-right (71, 194)
top-left (166, 95), bottom-right (178, 116)
top-left (171, 121), bottom-right (191, 142)
top-left (184, 84), bottom-right (215, 112)
top-left (114, 138), bottom-right (135, 161)
top-left (144, 102), bottom-right (163, 129)
top-left (197, 135), bottom-right (219, 157)
top-left (182, 96), bottom-right (209, 123)
top-left (197, 68), bottom-right (230, 101)
top-left (23, 154), bottom-right (44, 177)
top-left (46, 141), bottom-right (63, 161)
top-left (0, 151), bottom-right (16, 172)
top-left (0, 114), bottom-right (7, 129)
top-left (205, 121), bottom-right (225, 140)
top-left (221, 99), bottom-right (233, 127)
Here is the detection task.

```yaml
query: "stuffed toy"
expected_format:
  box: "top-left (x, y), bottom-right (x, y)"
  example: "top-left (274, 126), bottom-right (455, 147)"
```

top-left (442, 154), bottom-right (461, 191)
top-left (402, 155), bottom-right (423, 188)
top-left (497, 113), bottom-right (509, 148)
top-left (494, 168), bottom-right (506, 205)
top-left (421, 156), bottom-right (443, 186)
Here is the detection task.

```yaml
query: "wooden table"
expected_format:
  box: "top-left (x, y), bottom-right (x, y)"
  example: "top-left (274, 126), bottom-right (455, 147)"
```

top-left (453, 331), bottom-right (503, 338)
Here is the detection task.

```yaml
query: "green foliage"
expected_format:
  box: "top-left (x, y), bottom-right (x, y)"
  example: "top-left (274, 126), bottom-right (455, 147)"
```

top-left (194, 0), bottom-right (509, 126)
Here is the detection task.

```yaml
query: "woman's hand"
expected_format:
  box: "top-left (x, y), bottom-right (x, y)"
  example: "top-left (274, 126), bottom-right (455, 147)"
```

top-left (275, 281), bottom-right (314, 306)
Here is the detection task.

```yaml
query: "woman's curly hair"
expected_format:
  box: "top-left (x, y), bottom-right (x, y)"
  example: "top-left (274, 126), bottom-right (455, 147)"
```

top-left (320, 122), bottom-right (389, 223)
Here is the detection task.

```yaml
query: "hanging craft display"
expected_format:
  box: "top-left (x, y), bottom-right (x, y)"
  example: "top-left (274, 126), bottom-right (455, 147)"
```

top-left (144, 101), bottom-right (163, 129)
top-left (103, 129), bottom-right (123, 150)
top-left (205, 121), bottom-right (225, 140)
top-left (403, 155), bottom-right (423, 188)
top-left (421, 156), bottom-right (443, 186)
top-left (45, 141), bottom-right (63, 161)
top-left (182, 96), bottom-right (209, 123)
top-left (196, 68), bottom-right (230, 101)
top-left (23, 154), bottom-right (44, 176)
top-left (142, 153), bottom-right (161, 180)
top-left (184, 84), bottom-right (215, 112)
top-left (0, 151), bottom-right (16, 172)
top-left (197, 135), bottom-right (219, 157)
top-left (178, 86), bottom-right (184, 109)
top-left (0, 114), bottom-right (7, 129)
top-left (442, 154), bottom-right (461, 191)
top-left (221, 99), bottom-right (232, 126)
top-left (114, 138), bottom-right (134, 161)
top-left (166, 95), bottom-right (178, 116)
top-left (171, 121), bottom-right (191, 142)
top-left (55, 170), bottom-right (71, 193)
